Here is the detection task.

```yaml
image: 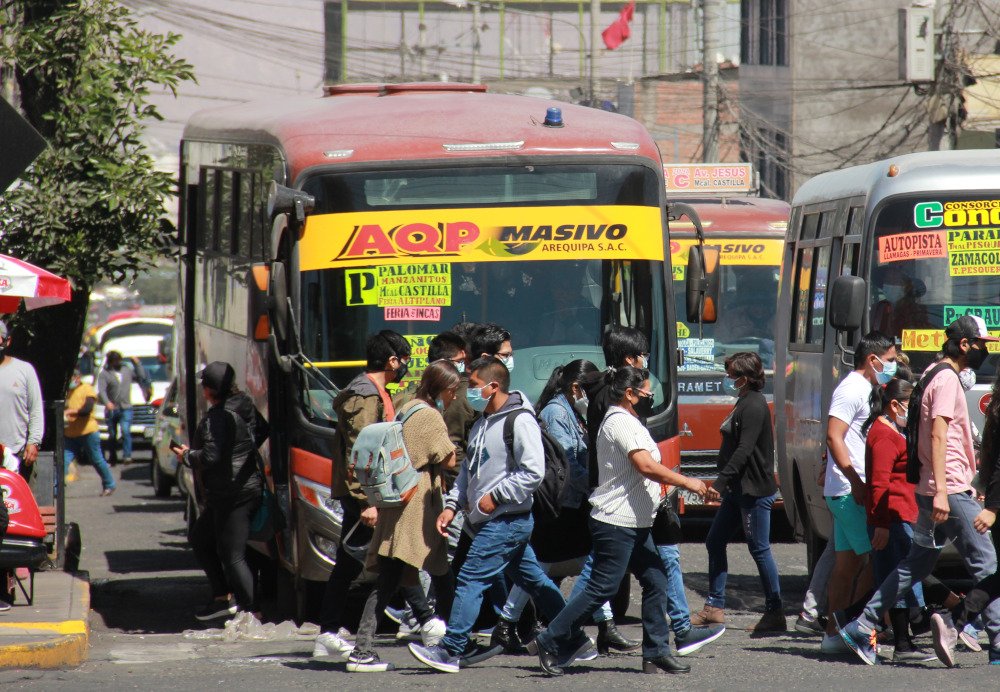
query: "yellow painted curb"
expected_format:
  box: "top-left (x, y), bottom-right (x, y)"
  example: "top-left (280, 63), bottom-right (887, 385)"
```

top-left (0, 574), bottom-right (90, 669)
top-left (0, 633), bottom-right (88, 669)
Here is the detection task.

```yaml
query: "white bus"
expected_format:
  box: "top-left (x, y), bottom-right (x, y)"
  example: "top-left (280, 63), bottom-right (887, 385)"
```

top-left (774, 150), bottom-right (1000, 566)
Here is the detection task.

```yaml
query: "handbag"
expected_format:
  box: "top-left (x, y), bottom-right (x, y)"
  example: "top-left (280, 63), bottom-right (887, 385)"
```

top-left (651, 494), bottom-right (682, 546)
top-left (248, 451), bottom-right (286, 542)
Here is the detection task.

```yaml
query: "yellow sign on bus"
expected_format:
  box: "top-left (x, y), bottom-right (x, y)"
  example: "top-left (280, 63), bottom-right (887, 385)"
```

top-left (300, 205), bottom-right (665, 270)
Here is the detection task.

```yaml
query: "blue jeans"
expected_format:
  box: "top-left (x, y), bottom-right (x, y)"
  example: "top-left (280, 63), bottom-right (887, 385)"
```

top-left (536, 518), bottom-right (673, 660)
top-left (868, 521), bottom-right (923, 609)
top-left (64, 432), bottom-right (116, 491)
top-left (107, 407), bottom-right (134, 462)
top-left (705, 492), bottom-right (782, 612)
top-left (503, 554), bottom-right (614, 624)
top-left (859, 492), bottom-right (1000, 651)
top-left (657, 544), bottom-right (692, 635)
top-left (440, 513), bottom-right (565, 656)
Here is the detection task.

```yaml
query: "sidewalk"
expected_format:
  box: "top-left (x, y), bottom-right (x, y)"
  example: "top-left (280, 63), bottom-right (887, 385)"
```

top-left (0, 571), bottom-right (90, 669)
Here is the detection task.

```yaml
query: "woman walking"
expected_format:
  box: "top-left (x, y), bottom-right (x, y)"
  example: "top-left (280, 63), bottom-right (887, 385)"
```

top-left (532, 366), bottom-right (708, 676)
top-left (694, 352), bottom-right (784, 632)
top-left (346, 360), bottom-right (460, 672)
top-left (492, 360), bottom-right (639, 654)
top-left (861, 376), bottom-right (934, 662)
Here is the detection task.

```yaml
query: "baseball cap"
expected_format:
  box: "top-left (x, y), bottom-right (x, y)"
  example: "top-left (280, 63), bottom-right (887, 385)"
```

top-left (199, 361), bottom-right (235, 393)
top-left (945, 315), bottom-right (1000, 343)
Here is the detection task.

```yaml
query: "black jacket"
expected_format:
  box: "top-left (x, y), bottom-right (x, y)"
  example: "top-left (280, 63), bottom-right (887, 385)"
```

top-left (188, 392), bottom-right (269, 503)
top-left (715, 390), bottom-right (777, 498)
top-left (981, 418), bottom-right (1000, 511)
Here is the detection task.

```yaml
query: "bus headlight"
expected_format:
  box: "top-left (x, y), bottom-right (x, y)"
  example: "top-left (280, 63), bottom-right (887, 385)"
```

top-left (293, 475), bottom-right (341, 523)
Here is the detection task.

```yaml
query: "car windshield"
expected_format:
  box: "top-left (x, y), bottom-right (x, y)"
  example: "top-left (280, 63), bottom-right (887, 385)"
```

top-left (671, 238), bottom-right (782, 371)
top-left (139, 356), bottom-right (170, 383)
top-left (870, 195), bottom-right (1000, 379)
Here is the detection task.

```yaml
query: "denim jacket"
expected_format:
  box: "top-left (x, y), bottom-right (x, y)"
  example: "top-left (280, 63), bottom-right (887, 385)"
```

top-left (540, 394), bottom-right (589, 508)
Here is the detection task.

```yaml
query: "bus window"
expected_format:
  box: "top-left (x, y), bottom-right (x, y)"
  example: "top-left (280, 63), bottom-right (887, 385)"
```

top-left (808, 245), bottom-right (831, 343)
top-left (199, 168), bottom-right (217, 251)
top-left (801, 213), bottom-right (820, 241)
top-left (870, 195), bottom-right (1000, 379)
top-left (792, 247), bottom-right (813, 343)
top-left (848, 206), bottom-right (864, 236)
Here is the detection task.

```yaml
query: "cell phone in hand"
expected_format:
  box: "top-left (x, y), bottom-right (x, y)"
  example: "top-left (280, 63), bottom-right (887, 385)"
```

top-left (169, 439), bottom-right (184, 452)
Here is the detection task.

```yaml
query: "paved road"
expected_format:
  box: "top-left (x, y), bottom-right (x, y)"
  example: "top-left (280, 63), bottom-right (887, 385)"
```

top-left (2, 454), bottom-right (998, 689)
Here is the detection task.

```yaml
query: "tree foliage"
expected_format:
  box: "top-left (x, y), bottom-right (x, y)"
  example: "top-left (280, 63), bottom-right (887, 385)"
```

top-left (0, 0), bottom-right (193, 400)
top-left (0, 0), bottom-right (193, 286)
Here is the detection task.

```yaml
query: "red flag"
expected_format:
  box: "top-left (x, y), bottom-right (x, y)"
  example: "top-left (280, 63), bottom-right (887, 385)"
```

top-left (602, 1), bottom-right (635, 51)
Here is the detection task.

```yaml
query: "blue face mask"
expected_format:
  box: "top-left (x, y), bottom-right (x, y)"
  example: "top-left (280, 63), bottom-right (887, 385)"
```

top-left (467, 385), bottom-right (492, 412)
top-left (435, 398), bottom-right (446, 412)
top-left (723, 376), bottom-right (740, 396)
top-left (875, 356), bottom-right (897, 385)
top-left (500, 354), bottom-right (514, 372)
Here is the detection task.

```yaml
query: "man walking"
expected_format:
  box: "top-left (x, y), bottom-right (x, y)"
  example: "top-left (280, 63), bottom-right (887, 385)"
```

top-left (97, 351), bottom-right (148, 465)
top-left (408, 357), bottom-right (580, 673)
top-left (0, 322), bottom-right (44, 480)
top-left (64, 368), bottom-right (116, 496)
top-left (841, 316), bottom-right (1000, 665)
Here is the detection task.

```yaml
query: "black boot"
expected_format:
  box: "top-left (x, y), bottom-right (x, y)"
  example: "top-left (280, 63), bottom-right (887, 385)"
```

top-left (491, 618), bottom-right (527, 654)
top-left (642, 654), bottom-right (691, 674)
top-left (597, 619), bottom-right (641, 654)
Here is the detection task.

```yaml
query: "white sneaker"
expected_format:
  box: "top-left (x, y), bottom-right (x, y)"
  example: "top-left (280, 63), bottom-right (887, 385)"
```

top-left (820, 633), bottom-right (851, 655)
top-left (421, 617), bottom-right (447, 647)
top-left (313, 631), bottom-right (355, 660)
top-left (930, 612), bottom-right (958, 668)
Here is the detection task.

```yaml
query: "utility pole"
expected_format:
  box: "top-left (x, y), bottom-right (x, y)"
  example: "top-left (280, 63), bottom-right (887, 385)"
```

top-left (589, 0), bottom-right (600, 105)
top-left (701, 0), bottom-right (720, 162)
top-left (472, 1), bottom-right (482, 83)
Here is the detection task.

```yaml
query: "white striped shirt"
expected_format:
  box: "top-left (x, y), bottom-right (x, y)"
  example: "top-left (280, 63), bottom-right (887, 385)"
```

top-left (590, 406), bottom-right (661, 528)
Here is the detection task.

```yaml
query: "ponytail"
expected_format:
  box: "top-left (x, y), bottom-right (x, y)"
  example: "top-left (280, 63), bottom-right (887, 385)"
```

top-left (862, 377), bottom-right (914, 436)
top-left (608, 365), bottom-right (649, 403)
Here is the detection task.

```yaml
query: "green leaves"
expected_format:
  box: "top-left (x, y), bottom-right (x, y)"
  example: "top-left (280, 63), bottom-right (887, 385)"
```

top-left (0, 0), bottom-right (194, 291)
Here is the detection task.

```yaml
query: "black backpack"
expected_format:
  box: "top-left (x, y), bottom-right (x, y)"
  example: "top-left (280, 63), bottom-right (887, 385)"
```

top-left (905, 362), bottom-right (960, 483)
top-left (502, 408), bottom-right (569, 521)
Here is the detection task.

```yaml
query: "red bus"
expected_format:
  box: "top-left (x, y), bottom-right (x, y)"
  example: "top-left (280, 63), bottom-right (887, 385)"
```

top-left (177, 83), bottom-right (685, 613)
top-left (664, 164), bottom-right (789, 513)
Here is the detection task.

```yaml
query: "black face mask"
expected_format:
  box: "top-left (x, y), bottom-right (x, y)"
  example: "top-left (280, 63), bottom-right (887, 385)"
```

top-left (967, 344), bottom-right (988, 371)
top-left (393, 359), bottom-right (410, 383)
top-left (633, 393), bottom-right (654, 420)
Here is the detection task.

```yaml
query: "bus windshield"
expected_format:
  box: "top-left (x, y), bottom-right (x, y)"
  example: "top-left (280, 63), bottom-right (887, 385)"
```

top-left (671, 239), bottom-right (782, 372)
top-left (297, 163), bottom-right (670, 417)
top-left (870, 195), bottom-right (1000, 380)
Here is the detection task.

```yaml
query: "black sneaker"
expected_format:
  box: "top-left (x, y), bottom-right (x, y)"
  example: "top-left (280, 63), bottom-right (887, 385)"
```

top-left (491, 618), bottom-right (527, 654)
top-left (459, 642), bottom-right (504, 668)
top-left (346, 649), bottom-right (395, 672)
top-left (195, 596), bottom-right (237, 621)
top-left (675, 624), bottom-right (726, 656)
top-left (0, 600), bottom-right (11, 613)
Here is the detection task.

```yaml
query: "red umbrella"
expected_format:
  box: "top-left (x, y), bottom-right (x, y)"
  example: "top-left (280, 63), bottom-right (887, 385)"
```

top-left (0, 254), bottom-right (72, 314)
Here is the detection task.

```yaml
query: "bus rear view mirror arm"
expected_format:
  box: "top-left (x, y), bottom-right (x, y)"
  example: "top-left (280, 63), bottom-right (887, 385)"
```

top-left (267, 181), bottom-right (315, 224)
top-left (667, 202), bottom-right (706, 242)
top-left (828, 275), bottom-right (866, 332)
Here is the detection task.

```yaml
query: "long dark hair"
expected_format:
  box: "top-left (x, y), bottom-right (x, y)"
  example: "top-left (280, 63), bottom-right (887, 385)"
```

top-left (414, 360), bottom-right (460, 405)
top-left (607, 365), bottom-right (649, 404)
top-left (981, 375), bottom-right (1000, 490)
top-left (536, 359), bottom-right (599, 415)
top-left (861, 377), bottom-right (913, 436)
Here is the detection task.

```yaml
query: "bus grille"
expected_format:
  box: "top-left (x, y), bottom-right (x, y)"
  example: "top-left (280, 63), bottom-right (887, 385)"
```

top-left (131, 404), bottom-right (157, 427)
top-left (680, 453), bottom-right (718, 480)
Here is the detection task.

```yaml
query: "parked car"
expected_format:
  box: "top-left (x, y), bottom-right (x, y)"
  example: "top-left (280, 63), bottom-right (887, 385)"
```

top-left (146, 380), bottom-right (182, 498)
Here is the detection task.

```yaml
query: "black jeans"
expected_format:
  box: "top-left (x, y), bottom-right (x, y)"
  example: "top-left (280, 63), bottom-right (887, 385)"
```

top-left (354, 557), bottom-right (442, 652)
top-left (319, 495), bottom-right (369, 633)
top-left (191, 493), bottom-right (259, 611)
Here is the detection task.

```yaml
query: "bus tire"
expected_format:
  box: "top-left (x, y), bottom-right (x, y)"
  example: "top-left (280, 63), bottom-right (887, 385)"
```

top-left (151, 456), bottom-right (172, 498)
top-left (63, 522), bottom-right (82, 573)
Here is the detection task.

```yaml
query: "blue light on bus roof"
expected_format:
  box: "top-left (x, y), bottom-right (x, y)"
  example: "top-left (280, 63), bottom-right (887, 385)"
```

top-left (543, 107), bottom-right (564, 128)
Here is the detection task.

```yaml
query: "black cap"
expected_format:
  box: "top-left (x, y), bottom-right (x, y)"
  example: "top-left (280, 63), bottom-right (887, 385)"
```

top-left (945, 315), bottom-right (1000, 343)
top-left (199, 361), bottom-right (235, 393)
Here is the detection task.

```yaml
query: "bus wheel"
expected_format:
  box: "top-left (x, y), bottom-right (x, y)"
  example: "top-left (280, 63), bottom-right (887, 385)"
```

top-left (805, 521), bottom-right (827, 575)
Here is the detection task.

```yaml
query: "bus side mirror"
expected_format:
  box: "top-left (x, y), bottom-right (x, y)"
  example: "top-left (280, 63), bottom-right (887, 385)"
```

top-left (248, 262), bottom-right (289, 342)
top-left (685, 245), bottom-right (721, 323)
top-left (828, 275), bottom-right (866, 331)
top-left (267, 182), bottom-right (315, 224)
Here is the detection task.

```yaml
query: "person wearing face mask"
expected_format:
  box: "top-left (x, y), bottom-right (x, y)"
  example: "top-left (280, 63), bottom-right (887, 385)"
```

top-left (490, 360), bottom-right (639, 655)
top-left (470, 323), bottom-right (515, 373)
top-left (695, 352), bottom-right (784, 633)
top-left (64, 368), bottom-right (116, 496)
top-left (857, 376), bottom-right (934, 663)
top-left (533, 366), bottom-right (708, 676)
top-left (428, 330), bottom-right (476, 477)
top-left (841, 315), bottom-right (1000, 666)
top-left (314, 330), bottom-right (413, 661)
top-left (810, 332), bottom-right (895, 651)
top-left (346, 360), bottom-right (460, 672)
top-left (409, 357), bottom-right (581, 673)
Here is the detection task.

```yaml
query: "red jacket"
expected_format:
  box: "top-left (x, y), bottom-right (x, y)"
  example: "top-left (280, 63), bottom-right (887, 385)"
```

top-left (865, 418), bottom-right (918, 527)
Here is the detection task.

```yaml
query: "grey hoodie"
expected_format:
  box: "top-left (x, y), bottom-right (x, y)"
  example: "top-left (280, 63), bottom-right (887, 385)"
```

top-left (446, 391), bottom-right (544, 526)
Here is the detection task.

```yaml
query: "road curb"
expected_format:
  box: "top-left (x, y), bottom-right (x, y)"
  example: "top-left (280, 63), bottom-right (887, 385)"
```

top-left (0, 572), bottom-right (90, 669)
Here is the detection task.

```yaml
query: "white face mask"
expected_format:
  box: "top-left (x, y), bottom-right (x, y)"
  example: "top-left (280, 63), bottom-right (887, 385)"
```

top-left (959, 367), bottom-right (976, 391)
top-left (500, 354), bottom-right (514, 372)
top-left (895, 407), bottom-right (908, 428)
top-left (573, 393), bottom-right (589, 417)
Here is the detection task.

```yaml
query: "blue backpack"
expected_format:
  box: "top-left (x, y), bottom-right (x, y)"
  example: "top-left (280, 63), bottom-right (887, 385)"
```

top-left (348, 402), bottom-right (429, 508)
